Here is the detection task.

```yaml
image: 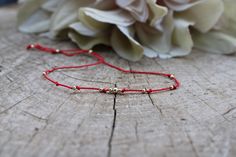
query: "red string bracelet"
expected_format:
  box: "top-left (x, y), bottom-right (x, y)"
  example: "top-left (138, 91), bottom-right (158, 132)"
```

top-left (26, 43), bottom-right (180, 94)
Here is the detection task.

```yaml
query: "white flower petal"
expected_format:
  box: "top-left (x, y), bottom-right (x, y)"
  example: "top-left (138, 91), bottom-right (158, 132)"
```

top-left (193, 30), bottom-right (236, 54)
top-left (116, 0), bottom-right (149, 22)
top-left (143, 47), bottom-right (158, 58)
top-left (18, 0), bottom-right (45, 26)
top-left (215, 0), bottom-right (236, 36)
top-left (111, 26), bottom-right (143, 61)
top-left (164, 0), bottom-right (201, 11)
top-left (42, 0), bottom-right (65, 13)
top-left (147, 0), bottom-right (168, 29)
top-left (136, 12), bottom-right (174, 54)
top-left (171, 19), bottom-right (194, 56)
top-left (158, 53), bottom-right (172, 59)
top-left (79, 8), bottom-right (135, 27)
top-left (68, 30), bottom-right (110, 49)
top-left (176, 0), bottom-right (224, 33)
top-left (18, 9), bottom-right (51, 33)
top-left (70, 22), bottom-right (101, 37)
top-left (93, 0), bottom-right (116, 10)
top-left (50, 0), bottom-right (81, 33)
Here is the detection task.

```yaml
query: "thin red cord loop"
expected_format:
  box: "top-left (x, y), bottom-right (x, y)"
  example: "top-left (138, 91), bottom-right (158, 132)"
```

top-left (27, 44), bottom-right (180, 94)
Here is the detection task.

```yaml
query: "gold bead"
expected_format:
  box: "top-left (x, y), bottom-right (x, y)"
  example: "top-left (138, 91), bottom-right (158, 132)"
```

top-left (170, 85), bottom-right (176, 90)
top-left (142, 88), bottom-right (147, 94)
top-left (169, 74), bottom-right (175, 79)
top-left (99, 88), bottom-right (104, 93)
top-left (30, 44), bottom-right (35, 48)
top-left (109, 88), bottom-right (113, 94)
top-left (71, 86), bottom-right (78, 91)
top-left (88, 50), bottom-right (93, 54)
top-left (116, 88), bottom-right (122, 94)
top-left (55, 49), bottom-right (60, 53)
top-left (106, 88), bottom-right (122, 94)
top-left (113, 88), bottom-right (118, 93)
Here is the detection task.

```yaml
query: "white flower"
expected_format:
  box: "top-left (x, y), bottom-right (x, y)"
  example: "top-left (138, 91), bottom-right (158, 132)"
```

top-left (18, 0), bottom-right (236, 61)
top-left (192, 0), bottom-right (236, 54)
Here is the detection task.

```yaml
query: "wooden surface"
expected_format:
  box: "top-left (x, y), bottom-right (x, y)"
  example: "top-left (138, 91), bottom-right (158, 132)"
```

top-left (0, 5), bottom-right (236, 157)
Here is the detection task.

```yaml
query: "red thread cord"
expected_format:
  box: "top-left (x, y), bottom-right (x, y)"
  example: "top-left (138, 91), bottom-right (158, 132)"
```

top-left (27, 44), bottom-right (180, 94)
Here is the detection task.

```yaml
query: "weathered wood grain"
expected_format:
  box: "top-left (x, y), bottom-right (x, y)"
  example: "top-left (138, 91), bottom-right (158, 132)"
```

top-left (0, 5), bottom-right (236, 157)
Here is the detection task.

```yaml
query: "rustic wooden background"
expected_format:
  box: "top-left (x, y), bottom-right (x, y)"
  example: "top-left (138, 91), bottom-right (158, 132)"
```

top-left (0, 5), bottom-right (236, 157)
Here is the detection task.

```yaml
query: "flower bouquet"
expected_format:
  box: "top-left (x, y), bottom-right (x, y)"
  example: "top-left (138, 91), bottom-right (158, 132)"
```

top-left (18, 0), bottom-right (236, 61)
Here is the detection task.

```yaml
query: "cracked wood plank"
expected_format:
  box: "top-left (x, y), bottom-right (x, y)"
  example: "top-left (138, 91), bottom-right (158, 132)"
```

top-left (0, 5), bottom-right (236, 157)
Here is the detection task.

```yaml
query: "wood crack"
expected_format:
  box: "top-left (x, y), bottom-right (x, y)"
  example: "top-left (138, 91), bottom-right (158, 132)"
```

top-left (186, 131), bottom-right (200, 157)
top-left (0, 94), bottom-right (35, 114)
top-left (22, 110), bottom-right (48, 122)
top-left (127, 61), bottom-right (136, 79)
top-left (25, 95), bottom-right (72, 146)
top-left (145, 74), bottom-right (163, 115)
top-left (107, 84), bottom-right (117, 157)
top-left (135, 121), bottom-right (139, 142)
top-left (148, 94), bottom-right (163, 115)
top-left (5, 75), bottom-right (14, 83)
top-left (189, 90), bottom-right (231, 122)
top-left (223, 107), bottom-right (236, 116)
